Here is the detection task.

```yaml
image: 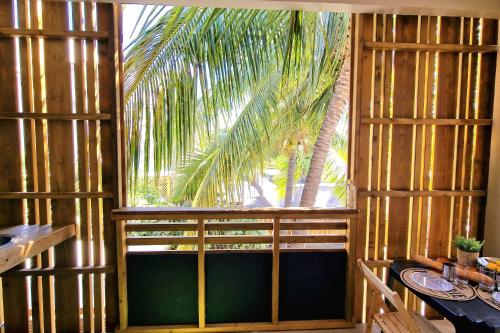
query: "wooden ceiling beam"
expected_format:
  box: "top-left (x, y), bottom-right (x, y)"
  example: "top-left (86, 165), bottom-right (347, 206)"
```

top-left (46, 0), bottom-right (500, 19)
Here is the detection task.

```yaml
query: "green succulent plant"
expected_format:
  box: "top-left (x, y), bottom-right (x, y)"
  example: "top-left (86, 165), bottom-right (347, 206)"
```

top-left (452, 235), bottom-right (484, 253)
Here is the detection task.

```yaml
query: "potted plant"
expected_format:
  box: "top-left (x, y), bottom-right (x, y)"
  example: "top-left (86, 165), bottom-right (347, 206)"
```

top-left (452, 235), bottom-right (484, 267)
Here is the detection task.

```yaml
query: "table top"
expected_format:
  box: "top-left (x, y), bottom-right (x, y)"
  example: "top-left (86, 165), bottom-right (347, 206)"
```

top-left (390, 260), bottom-right (500, 333)
top-left (0, 224), bottom-right (76, 274)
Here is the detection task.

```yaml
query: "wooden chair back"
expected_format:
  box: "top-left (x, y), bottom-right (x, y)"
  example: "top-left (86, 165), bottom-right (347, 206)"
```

top-left (357, 259), bottom-right (420, 333)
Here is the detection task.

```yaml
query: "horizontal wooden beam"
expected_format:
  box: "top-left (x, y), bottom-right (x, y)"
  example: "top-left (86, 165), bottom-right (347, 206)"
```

top-left (280, 235), bottom-right (347, 243)
top-left (0, 112), bottom-right (111, 121)
top-left (127, 236), bottom-right (197, 246)
top-left (50, 0), bottom-right (500, 20)
top-left (0, 28), bottom-right (109, 40)
top-left (128, 247), bottom-right (346, 254)
top-left (206, 222), bottom-right (272, 231)
top-left (126, 222), bottom-right (199, 232)
top-left (126, 234), bottom-right (348, 246)
top-left (0, 191), bottom-right (113, 199)
top-left (361, 117), bottom-right (493, 126)
top-left (281, 221), bottom-right (348, 230)
top-left (112, 207), bottom-right (358, 220)
top-left (125, 221), bottom-right (349, 232)
top-left (359, 190), bottom-right (486, 197)
top-left (364, 41), bottom-right (497, 53)
top-left (126, 222), bottom-right (274, 232)
top-left (205, 235), bottom-right (273, 244)
top-left (118, 319), bottom-right (354, 333)
top-left (2, 265), bottom-right (115, 277)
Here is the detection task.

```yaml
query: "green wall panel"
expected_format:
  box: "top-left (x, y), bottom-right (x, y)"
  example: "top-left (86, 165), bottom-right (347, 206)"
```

top-left (205, 253), bottom-right (272, 323)
top-left (127, 253), bottom-right (198, 326)
top-left (126, 250), bottom-right (347, 326)
top-left (279, 251), bottom-right (347, 320)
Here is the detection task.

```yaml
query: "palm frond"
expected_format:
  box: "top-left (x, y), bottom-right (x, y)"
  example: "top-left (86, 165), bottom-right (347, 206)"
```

top-left (171, 71), bottom-right (282, 206)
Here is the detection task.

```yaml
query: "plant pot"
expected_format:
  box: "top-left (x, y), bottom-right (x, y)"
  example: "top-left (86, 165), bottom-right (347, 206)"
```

top-left (456, 249), bottom-right (479, 267)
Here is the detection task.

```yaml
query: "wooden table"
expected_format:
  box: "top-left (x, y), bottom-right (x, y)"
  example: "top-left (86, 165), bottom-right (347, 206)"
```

top-left (390, 260), bottom-right (500, 333)
top-left (0, 224), bottom-right (75, 274)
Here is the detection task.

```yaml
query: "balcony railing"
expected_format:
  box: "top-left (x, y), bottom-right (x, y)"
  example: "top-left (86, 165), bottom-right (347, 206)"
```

top-left (112, 207), bottom-right (358, 333)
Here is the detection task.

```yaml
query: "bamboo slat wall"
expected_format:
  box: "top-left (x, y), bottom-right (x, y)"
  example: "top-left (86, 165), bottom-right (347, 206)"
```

top-left (0, 1), bottom-right (121, 332)
top-left (351, 13), bottom-right (497, 321)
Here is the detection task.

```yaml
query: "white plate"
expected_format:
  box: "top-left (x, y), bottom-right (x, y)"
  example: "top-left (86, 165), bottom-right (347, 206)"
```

top-left (477, 257), bottom-right (500, 267)
top-left (411, 272), bottom-right (454, 292)
top-left (493, 292), bottom-right (500, 303)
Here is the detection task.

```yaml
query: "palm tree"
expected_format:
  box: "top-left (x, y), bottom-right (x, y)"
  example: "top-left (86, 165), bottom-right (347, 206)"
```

top-left (299, 57), bottom-right (350, 207)
top-left (124, 6), bottom-right (349, 207)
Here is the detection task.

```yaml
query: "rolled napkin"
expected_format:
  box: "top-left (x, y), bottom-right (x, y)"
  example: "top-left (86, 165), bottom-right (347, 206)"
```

top-left (412, 254), bottom-right (495, 285)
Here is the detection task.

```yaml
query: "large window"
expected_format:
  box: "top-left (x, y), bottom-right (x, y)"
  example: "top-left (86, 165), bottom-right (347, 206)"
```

top-left (122, 5), bottom-right (351, 209)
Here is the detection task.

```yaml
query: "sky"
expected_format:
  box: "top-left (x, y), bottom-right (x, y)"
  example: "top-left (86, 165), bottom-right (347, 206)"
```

top-left (122, 5), bottom-right (172, 49)
top-left (122, 5), bottom-right (144, 48)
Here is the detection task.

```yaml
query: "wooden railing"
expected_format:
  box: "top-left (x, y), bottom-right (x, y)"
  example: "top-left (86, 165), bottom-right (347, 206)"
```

top-left (112, 207), bottom-right (358, 333)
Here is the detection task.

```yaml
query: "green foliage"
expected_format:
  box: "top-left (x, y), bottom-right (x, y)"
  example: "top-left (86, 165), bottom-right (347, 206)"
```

top-left (271, 148), bottom-right (309, 200)
top-left (129, 177), bottom-right (173, 207)
top-left (452, 235), bottom-right (484, 253)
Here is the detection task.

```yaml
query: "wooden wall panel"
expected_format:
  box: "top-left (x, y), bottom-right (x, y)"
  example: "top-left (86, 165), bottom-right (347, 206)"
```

top-left (0, 2), bottom-right (31, 332)
top-left (351, 13), bottom-right (497, 321)
top-left (0, 1), bottom-right (121, 332)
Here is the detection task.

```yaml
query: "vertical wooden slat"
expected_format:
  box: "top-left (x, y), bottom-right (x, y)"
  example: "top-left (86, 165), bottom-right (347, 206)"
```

top-left (73, 3), bottom-right (94, 332)
top-left (345, 216), bottom-right (357, 323)
top-left (353, 12), bottom-right (370, 322)
top-left (448, 17), bottom-right (465, 258)
top-left (272, 218), bottom-right (280, 325)
top-left (428, 16), bottom-right (460, 258)
top-left (456, 18), bottom-right (476, 239)
top-left (97, 4), bottom-right (119, 331)
top-left (377, 14), bottom-right (394, 266)
top-left (197, 219), bottom-right (206, 329)
top-left (418, 16), bottom-right (437, 257)
top-left (29, 0), bottom-right (55, 330)
top-left (84, 3), bottom-right (105, 331)
top-left (20, 0), bottom-right (45, 328)
top-left (388, 15), bottom-right (418, 308)
top-left (484, 20), bottom-right (500, 257)
top-left (15, 0), bottom-right (45, 331)
top-left (0, 1), bottom-right (30, 332)
top-left (116, 219), bottom-right (128, 331)
top-left (42, 2), bottom-right (80, 331)
top-left (476, 19), bottom-right (497, 241)
top-left (389, 15), bottom-right (417, 260)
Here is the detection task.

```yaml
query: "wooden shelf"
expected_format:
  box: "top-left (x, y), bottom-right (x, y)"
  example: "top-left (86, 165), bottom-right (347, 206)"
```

top-left (0, 224), bottom-right (76, 274)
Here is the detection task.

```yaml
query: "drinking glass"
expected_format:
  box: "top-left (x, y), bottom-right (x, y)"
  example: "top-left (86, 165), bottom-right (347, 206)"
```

top-left (479, 266), bottom-right (496, 292)
top-left (454, 264), bottom-right (469, 285)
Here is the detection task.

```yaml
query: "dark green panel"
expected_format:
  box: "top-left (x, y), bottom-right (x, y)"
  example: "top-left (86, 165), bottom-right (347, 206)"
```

top-left (205, 253), bottom-right (272, 323)
top-left (279, 251), bottom-right (347, 321)
top-left (127, 253), bottom-right (198, 326)
top-left (126, 250), bottom-right (347, 326)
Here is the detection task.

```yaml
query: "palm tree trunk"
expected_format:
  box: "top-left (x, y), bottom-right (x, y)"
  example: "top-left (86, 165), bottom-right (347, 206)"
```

top-left (299, 57), bottom-right (350, 207)
top-left (284, 148), bottom-right (297, 207)
top-left (251, 180), bottom-right (274, 207)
